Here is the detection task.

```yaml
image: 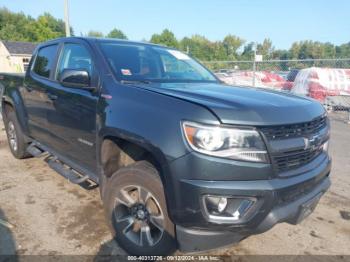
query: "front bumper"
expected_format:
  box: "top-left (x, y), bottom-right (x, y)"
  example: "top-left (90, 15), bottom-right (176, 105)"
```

top-left (165, 152), bottom-right (331, 252)
top-left (176, 176), bottom-right (330, 252)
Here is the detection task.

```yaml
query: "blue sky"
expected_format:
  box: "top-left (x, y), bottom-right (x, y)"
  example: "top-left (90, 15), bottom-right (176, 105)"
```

top-left (2, 0), bottom-right (349, 49)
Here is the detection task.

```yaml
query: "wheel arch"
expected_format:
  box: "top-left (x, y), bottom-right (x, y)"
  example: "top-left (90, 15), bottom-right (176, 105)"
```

top-left (2, 91), bottom-right (30, 136)
top-left (98, 130), bottom-right (171, 198)
top-left (100, 136), bottom-right (167, 178)
top-left (1, 99), bottom-right (14, 119)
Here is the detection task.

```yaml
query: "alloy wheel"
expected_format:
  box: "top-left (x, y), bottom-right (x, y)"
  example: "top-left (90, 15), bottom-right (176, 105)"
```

top-left (113, 185), bottom-right (165, 247)
top-left (8, 121), bottom-right (18, 152)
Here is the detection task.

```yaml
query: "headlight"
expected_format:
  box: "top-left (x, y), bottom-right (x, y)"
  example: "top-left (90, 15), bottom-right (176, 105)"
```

top-left (182, 121), bottom-right (268, 163)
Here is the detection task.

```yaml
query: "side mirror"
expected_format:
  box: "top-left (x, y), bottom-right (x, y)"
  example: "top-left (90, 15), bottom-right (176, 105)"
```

top-left (59, 69), bottom-right (93, 90)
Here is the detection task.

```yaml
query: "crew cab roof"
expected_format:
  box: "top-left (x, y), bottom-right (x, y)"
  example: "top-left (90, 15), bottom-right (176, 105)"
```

top-left (36, 36), bottom-right (169, 49)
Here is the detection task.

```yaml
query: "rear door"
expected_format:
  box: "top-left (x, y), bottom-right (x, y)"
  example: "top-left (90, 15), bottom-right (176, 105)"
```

top-left (22, 44), bottom-right (59, 145)
top-left (45, 40), bottom-right (98, 173)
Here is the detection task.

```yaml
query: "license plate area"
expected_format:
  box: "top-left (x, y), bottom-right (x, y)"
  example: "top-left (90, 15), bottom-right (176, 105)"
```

top-left (295, 193), bottom-right (322, 224)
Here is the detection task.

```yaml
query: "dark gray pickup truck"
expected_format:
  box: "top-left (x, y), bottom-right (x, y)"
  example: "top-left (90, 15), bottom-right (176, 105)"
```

top-left (1, 37), bottom-right (331, 255)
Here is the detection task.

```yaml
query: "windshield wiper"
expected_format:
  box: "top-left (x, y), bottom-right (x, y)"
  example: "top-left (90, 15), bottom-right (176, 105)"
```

top-left (120, 80), bottom-right (151, 85)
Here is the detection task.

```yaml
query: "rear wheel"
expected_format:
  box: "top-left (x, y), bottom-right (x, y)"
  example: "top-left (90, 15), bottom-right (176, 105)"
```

top-left (4, 109), bottom-right (30, 159)
top-left (103, 161), bottom-right (176, 255)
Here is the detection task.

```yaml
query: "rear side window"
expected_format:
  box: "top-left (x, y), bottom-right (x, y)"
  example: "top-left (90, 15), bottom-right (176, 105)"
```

top-left (32, 44), bottom-right (58, 78)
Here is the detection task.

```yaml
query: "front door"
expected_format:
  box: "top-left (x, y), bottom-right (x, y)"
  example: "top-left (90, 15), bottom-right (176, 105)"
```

top-left (46, 41), bottom-right (98, 173)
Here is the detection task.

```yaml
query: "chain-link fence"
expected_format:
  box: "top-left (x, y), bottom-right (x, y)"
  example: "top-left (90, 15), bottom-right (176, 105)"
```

top-left (203, 58), bottom-right (350, 87)
top-left (202, 58), bottom-right (350, 123)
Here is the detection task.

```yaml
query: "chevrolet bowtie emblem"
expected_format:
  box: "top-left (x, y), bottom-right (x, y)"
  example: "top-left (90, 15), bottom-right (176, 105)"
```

top-left (304, 133), bottom-right (322, 150)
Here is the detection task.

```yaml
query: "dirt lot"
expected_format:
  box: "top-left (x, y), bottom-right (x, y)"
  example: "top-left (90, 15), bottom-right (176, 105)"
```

top-left (0, 113), bottom-right (349, 257)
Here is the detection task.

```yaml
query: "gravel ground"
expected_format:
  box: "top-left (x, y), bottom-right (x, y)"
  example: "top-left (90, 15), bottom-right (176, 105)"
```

top-left (0, 113), bottom-right (349, 257)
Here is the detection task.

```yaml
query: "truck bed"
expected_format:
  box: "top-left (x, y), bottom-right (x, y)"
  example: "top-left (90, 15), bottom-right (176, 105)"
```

top-left (0, 73), bottom-right (25, 113)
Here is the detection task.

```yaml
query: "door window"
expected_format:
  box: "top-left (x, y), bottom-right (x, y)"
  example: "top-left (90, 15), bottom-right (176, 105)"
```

top-left (32, 44), bottom-right (58, 78)
top-left (56, 43), bottom-right (93, 80)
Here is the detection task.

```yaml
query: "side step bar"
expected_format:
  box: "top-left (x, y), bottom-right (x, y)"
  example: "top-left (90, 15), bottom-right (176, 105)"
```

top-left (45, 157), bottom-right (90, 185)
top-left (27, 142), bottom-right (97, 189)
top-left (27, 143), bottom-right (46, 157)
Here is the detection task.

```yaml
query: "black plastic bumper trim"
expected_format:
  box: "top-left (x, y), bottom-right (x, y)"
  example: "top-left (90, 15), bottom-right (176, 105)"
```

top-left (176, 176), bottom-right (330, 253)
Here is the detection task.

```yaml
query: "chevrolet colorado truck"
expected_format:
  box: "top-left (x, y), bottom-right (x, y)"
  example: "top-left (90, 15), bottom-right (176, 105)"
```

top-left (1, 37), bottom-right (331, 255)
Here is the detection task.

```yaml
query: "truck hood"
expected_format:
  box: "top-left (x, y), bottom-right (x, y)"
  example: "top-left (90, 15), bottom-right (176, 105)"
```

top-left (138, 82), bottom-right (326, 126)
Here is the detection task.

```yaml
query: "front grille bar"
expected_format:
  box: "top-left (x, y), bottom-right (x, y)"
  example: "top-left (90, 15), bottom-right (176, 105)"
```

top-left (259, 115), bottom-right (328, 174)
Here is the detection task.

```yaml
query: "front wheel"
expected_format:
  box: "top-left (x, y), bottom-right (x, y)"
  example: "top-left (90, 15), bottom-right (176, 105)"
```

top-left (103, 161), bottom-right (176, 256)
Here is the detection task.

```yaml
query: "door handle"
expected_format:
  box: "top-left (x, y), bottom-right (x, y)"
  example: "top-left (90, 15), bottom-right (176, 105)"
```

top-left (47, 93), bottom-right (58, 101)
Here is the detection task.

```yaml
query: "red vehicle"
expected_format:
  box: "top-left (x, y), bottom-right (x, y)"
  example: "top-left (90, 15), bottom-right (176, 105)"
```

top-left (282, 69), bottom-right (300, 91)
top-left (291, 67), bottom-right (350, 102)
top-left (217, 71), bottom-right (288, 89)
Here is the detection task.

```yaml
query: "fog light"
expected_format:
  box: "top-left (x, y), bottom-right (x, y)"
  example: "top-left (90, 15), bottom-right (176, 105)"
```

top-left (217, 197), bottom-right (228, 213)
top-left (204, 196), bottom-right (257, 224)
top-left (231, 199), bottom-right (254, 220)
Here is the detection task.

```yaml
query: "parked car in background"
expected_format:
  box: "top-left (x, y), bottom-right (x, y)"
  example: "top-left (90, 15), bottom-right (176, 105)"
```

top-left (276, 71), bottom-right (289, 80)
top-left (282, 69), bottom-right (300, 91)
top-left (287, 69), bottom-right (300, 82)
top-left (291, 67), bottom-right (350, 102)
top-left (216, 70), bottom-right (289, 90)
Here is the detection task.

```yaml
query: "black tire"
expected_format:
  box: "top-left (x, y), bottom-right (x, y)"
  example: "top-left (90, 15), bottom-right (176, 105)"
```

top-left (102, 161), bottom-right (176, 256)
top-left (4, 108), bottom-right (30, 159)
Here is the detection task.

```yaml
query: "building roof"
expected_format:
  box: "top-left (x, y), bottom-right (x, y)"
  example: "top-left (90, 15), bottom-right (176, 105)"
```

top-left (2, 40), bottom-right (37, 55)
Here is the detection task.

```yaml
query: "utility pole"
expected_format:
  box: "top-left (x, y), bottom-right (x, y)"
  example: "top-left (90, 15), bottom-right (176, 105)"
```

top-left (252, 42), bottom-right (257, 87)
top-left (64, 0), bottom-right (71, 37)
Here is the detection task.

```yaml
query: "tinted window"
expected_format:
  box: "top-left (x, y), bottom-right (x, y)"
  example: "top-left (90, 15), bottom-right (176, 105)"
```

top-left (287, 69), bottom-right (299, 82)
top-left (99, 42), bottom-right (217, 83)
top-left (56, 43), bottom-right (92, 80)
top-left (33, 44), bottom-right (58, 78)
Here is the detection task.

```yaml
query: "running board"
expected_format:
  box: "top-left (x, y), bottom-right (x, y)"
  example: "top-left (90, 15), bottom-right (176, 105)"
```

top-left (45, 157), bottom-right (90, 185)
top-left (27, 143), bottom-right (46, 157)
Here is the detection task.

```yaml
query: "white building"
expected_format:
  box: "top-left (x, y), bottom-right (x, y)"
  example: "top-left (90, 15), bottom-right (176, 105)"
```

top-left (0, 40), bottom-right (37, 73)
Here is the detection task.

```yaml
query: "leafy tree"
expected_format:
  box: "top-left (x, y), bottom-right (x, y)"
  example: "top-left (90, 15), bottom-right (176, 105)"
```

top-left (257, 38), bottom-right (274, 59)
top-left (31, 13), bottom-right (67, 41)
top-left (0, 24), bottom-right (24, 41)
top-left (272, 50), bottom-right (290, 70)
top-left (223, 35), bottom-right (245, 59)
top-left (179, 35), bottom-right (219, 61)
top-left (150, 29), bottom-right (178, 48)
top-left (0, 8), bottom-right (68, 42)
top-left (241, 42), bottom-right (255, 60)
top-left (107, 28), bottom-right (127, 39)
top-left (289, 40), bottom-right (331, 60)
top-left (323, 42), bottom-right (336, 58)
top-left (87, 30), bottom-right (104, 37)
top-left (1, 8), bottom-right (350, 63)
top-left (179, 37), bottom-right (192, 53)
top-left (336, 42), bottom-right (350, 58)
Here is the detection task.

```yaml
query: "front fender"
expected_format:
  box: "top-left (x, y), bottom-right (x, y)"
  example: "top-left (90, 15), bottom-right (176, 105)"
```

top-left (95, 81), bottom-right (220, 221)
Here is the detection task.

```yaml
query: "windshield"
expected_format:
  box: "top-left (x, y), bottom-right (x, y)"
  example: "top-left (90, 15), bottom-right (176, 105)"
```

top-left (99, 42), bottom-right (217, 83)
